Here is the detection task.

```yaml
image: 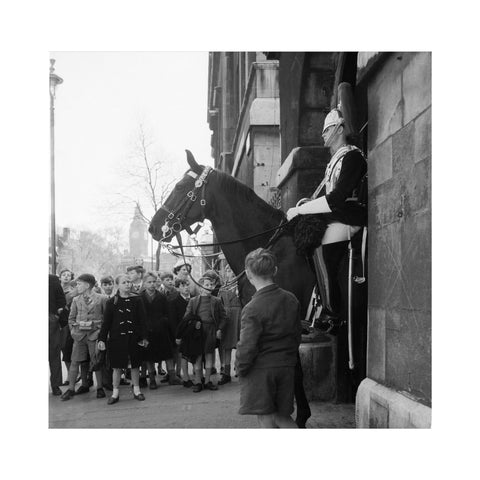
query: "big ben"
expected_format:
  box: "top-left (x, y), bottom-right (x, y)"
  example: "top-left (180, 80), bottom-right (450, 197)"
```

top-left (129, 206), bottom-right (148, 259)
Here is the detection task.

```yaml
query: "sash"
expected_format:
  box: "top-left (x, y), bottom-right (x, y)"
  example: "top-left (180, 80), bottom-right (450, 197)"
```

top-left (311, 145), bottom-right (361, 199)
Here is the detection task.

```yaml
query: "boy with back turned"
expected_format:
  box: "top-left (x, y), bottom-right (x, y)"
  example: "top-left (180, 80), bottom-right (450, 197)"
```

top-left (236, 248), bottom-right (302, 428)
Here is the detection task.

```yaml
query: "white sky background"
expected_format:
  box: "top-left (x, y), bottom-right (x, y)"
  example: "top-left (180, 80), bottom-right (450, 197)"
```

top-left (52, 51), bottom-right (214, 245)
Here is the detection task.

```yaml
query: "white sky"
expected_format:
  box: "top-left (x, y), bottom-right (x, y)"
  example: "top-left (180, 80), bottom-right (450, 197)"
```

top-left (51, 51), bottom-right (214, 239)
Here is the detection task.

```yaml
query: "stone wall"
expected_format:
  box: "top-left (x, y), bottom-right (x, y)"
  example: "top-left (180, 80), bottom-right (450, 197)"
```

top-left (366, 52), bottom-right (431, 407)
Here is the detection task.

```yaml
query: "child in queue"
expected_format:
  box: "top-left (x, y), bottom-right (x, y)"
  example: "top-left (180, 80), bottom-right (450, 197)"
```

top-left (184, 276), bottom-right (227, 392)
top-left (98, 274), bottom-right (149, 404)
top-left (170, 278), bottom-right (193, 386)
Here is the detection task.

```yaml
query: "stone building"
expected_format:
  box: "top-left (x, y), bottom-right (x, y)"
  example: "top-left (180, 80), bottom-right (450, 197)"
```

top-left (208, 52), bottom-right (281, 205)
top-left (208, 51), bottom-right (431, 428)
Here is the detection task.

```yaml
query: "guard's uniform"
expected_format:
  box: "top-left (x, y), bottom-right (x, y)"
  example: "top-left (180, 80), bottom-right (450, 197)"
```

top-left (311, 145), bottom-right (367, 316)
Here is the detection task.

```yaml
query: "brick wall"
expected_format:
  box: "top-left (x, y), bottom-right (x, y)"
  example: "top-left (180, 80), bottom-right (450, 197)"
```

top-left (367, 52), bottom-right (431, 406)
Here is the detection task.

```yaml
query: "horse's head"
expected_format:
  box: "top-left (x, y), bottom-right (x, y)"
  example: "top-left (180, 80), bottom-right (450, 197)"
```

top-left (149, 150), bottom-right (212, 243)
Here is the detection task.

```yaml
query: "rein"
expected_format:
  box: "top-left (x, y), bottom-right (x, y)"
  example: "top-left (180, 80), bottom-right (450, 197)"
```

top-left (173, 218), bottom-right (288, 293)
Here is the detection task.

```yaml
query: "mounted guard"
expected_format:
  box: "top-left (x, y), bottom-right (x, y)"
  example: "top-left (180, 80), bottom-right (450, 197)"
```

top-left (286, 83), bottom-right (368, 389)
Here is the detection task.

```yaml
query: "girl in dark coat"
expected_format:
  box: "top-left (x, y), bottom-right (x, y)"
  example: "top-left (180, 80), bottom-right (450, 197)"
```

top-left (98, 274), bottom-right (149, 404)
top-left (140, 272), bottom-right (182, 388)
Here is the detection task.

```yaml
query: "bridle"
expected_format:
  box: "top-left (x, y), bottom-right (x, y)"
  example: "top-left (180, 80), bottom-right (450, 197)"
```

top-left (159, 166), bottom-right (213, 240)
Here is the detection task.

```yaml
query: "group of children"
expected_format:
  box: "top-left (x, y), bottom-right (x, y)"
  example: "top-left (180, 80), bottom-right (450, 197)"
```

top-left (54, 260), bottom-right (242, 404)
top-left (51, 248), bottom-right (303, 428)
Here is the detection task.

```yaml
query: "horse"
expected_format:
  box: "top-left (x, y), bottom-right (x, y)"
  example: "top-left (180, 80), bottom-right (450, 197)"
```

top-left (149, 150), bottom-right (315, 427)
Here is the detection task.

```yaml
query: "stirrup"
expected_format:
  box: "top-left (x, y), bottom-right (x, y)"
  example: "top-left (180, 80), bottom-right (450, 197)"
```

top-left (313, 312), bottom-right (343, 334)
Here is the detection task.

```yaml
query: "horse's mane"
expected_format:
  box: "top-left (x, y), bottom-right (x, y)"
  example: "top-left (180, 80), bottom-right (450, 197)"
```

top-left (212, 169), bottom-right (284, 220)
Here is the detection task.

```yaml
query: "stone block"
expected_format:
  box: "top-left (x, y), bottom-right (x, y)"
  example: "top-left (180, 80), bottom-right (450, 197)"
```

top-left (403, 52), bottom-right (431, 125)
top-left (370, 177), bottom-right (404, 227)
top-left (389, 400), bottom-right (412, 428)
top-left (368, 54), bottom-right (403, 147)
top-left (368, 222), bottom-right (403, 309)
top-left (414, 107), bottom-right (431, 163)
top-left (308, 52), bottom-right (335, 70)
top-left (254, 63), bottom-right (279, 98)
top-left (408, 157), bottom-right (431, 214)
top-left (249, 98), bottom-right (280, 125)
top-left (400, 213), bottom-right (431, 312)
top-left (392, 121), bottom-right (415, 177)
top-left (369, 137), bottom-right (392, 189)
top-left (366, 307), bottom-right (386, 383)
top-left (355, 378), bottom-right (431, 428)
top-left (409, 401), bottom-right (432, 428)
top-left (369, 398), bottom-right (389, 428)
top-left (303, 71), bottom-right (333, 109)
top-left (299, 110), bottom-right (325, 145)
top-left (385, 309), bottom-right (431, 404)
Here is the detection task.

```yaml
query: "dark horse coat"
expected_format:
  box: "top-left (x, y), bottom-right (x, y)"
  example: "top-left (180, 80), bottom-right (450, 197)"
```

top-left (98, 294), bottom-right (148, 369)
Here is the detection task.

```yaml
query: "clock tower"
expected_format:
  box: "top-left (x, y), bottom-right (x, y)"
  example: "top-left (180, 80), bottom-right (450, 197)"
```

top-left (129, 206), bottom-right (148, 259)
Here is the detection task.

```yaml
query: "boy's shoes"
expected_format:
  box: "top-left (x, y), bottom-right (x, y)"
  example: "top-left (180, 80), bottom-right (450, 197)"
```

top-left (52, 386), bottom-right (62, 396)
top-left (139, 377), bottom-right (148, 388)
top-left (192, 383), bottom-right (203, 393)
top-left (204, 381), bottom-right (218, 391)
top-left (133, 393), bottom-right (145, 401)
top-left (75, 385), bottom-right (90, 395)
top-left (183, 380), bottom-right (194, 388)
top-left (218, 374), bottom-right (231, 385)
top-left (96, 388), bottom-right (106, 399)
top-left (119, 378), bottom-right (130, 386)
top-left (61, 389), bottom-right (75, 401)
top-left (107, 396), bottom-right (119, 405)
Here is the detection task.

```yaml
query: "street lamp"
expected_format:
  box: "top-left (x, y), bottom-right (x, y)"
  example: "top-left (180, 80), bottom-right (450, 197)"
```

top-left (50, 58), bottom-right (63, 275)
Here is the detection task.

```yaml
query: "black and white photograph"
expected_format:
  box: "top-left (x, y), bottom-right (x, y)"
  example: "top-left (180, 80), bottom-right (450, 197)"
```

top-left (4, 2), bottom-right (480, 478)
top-left (47, 51), bottom-right (431, 430)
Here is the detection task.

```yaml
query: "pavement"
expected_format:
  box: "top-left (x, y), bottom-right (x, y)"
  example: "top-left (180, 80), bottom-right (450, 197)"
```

top-left (49, 371), bottom-right (355, 429)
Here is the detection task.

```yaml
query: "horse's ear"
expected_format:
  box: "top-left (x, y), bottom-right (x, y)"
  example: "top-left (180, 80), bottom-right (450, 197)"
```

top-left (186, 149), bottom-right (202, 174)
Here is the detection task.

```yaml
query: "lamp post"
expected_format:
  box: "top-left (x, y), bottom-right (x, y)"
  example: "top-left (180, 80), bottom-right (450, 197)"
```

top-left (50, 59), bottom-right (63, 275)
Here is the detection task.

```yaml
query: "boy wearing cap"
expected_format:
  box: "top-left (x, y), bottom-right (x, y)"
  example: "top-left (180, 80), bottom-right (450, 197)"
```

top-left (61, 273), bottom-right (108, 401)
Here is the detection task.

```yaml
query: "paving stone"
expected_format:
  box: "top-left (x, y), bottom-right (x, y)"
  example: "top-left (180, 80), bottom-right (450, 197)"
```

top-left (49, 370), bottom-right (356, 429)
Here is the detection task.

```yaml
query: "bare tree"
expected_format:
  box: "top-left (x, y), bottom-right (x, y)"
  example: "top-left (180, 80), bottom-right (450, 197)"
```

top-left (119, 122), bottom-right (175, 269)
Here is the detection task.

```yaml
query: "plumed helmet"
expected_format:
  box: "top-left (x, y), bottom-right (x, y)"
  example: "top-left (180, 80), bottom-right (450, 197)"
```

top-left (322, 108), bottom-right (345, 134)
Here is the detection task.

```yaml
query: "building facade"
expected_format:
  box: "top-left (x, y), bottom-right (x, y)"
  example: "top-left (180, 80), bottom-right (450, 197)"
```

top-left (208, 51), bottom-right (431, 428)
